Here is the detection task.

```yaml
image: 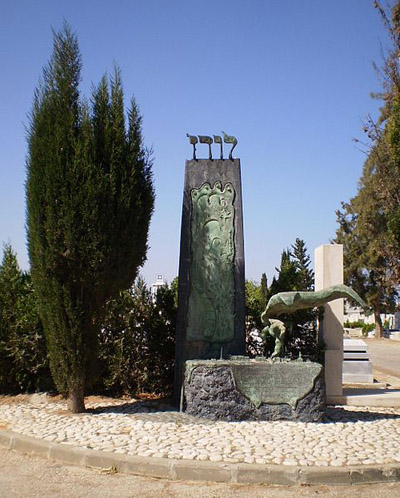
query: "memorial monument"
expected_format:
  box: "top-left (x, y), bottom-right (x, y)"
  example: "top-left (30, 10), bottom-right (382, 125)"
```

top-left (174, 133), bottom-right (246, 402)
top-left (175, 136), bottom-right (369, 422)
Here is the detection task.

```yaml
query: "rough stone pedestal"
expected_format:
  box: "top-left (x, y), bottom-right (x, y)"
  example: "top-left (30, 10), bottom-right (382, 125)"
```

top-left (183, 359), bottom-right (326, 422)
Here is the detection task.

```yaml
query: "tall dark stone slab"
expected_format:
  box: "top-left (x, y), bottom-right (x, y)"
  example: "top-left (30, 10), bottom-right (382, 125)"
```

top-left (174, 159), bottom-right (245, 402)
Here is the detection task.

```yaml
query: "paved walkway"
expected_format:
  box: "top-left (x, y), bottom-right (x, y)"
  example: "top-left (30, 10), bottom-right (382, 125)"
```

top-left (365, 338), bottom-right (400, 384)
top-left (0, 395), bottom-right (399, 470)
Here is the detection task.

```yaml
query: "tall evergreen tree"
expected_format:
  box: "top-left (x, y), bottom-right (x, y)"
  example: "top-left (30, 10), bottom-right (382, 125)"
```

top-left (335, 2), bottom-right (400, 337)
top-left (260, 272), bottom-right (268, 308)
top-left (26, 24), bottom-right (154, 412)
top-left (291, 238), bottom-right (314, 291)
top-left (367, 1), bottom-right (400, 271)
top-left (335, 154), bottom-right (398, 337)
top-left (269, 249), bottom-right (298, 295)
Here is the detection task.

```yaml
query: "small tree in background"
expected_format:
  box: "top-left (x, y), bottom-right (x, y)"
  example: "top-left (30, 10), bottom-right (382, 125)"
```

top-left (26, 24), bottom-right (154, 412)
top-left (260, 272), bottom-right (268, 308)
top-left (267, 239), bottom-right (321, 360)
top-left (268, 249), bottom-right (298, 295)
top-left (0, 245), bottom-right (51, 393)
top-left (291, 238), bottom-right (314, 290)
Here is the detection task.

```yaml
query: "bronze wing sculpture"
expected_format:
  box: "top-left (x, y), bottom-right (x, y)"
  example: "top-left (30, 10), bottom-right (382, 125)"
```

top-left (260, 284), bottom-right (371, 358)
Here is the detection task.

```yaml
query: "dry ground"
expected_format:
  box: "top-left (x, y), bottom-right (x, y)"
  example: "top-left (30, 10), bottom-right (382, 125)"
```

top-left (0, 339), bottom-right (399, 496)
top-left (0, 447), bottom-right (400, 498)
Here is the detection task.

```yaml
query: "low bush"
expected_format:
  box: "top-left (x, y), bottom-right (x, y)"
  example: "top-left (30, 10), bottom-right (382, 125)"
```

top-left (344, 320), bottom-right (365, 329)
top-left (0, 245), bottom-right (176, 397)
top-left (97, 278), bottom-right (176, 397)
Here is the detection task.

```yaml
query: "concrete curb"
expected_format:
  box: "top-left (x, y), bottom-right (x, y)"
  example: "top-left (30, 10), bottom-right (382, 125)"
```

top-left (1, 429), bottom-right (399, 486)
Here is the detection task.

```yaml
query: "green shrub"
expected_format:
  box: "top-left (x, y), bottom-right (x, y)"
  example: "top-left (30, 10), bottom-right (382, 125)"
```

top-left (362, 323), bottom-right (375, 336)
top-left (343, 320), bottom-right (365, 329)
top-left (98, 278), bottom-right (176, 397)
top-left (344, 320), bottom-right (375, 336)
top-left (0, 252), bottom-right (176, 397)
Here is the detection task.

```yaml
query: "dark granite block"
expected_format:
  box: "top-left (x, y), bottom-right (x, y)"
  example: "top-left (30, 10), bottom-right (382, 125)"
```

top-left (183, 359), bottom-right (326, 422)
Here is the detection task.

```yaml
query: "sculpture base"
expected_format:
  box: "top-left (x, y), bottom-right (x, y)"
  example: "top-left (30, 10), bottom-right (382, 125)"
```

top-left (183, 358), bottom-right (326, 422)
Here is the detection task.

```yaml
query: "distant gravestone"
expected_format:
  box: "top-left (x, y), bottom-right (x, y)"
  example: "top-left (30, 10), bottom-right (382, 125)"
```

top-left (174, 135), bottom-right (245, 402)
top-left (343, 338), bottom-right (373, 383)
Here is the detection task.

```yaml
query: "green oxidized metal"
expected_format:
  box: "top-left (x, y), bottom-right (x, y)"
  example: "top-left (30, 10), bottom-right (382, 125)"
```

top-left (187, 181), bottom-right (235, 343)
top-left (259, 284), bottom-right (371, 358)
top-left (230, 361), bottom-right (322, 408)
top-left (184, 359), bottom-right (322, 409)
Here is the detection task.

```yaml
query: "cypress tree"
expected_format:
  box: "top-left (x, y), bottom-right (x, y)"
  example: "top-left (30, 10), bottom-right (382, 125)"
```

top-left (260, 272), bottom-right (268, 308)
top-left (290, 238), bottom-right (314, 291)
top-left (269, 249), bottom-right (298, 294)
top-left (268, 241), bottom-right (321, 360)
top-left (26, 24), bottom-right (154, 412)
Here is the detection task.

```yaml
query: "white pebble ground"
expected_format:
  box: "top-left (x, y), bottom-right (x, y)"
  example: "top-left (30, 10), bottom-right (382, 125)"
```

top-left (1, 395), bottom-right (399, 467)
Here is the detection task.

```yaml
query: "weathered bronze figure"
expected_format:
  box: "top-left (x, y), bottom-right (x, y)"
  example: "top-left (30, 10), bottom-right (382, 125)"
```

top-left (260, 284), bottom-right (370, 358)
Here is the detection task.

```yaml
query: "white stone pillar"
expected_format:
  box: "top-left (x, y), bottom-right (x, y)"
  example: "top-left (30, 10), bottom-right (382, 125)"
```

top-left (314, 244), bottom-right (344, 397)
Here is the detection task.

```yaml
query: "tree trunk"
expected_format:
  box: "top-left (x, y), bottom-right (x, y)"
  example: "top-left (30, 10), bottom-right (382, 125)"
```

top-left (374, 301), bottom-right (383, 339)
top-left (67, 384), bottom-right (85, 413)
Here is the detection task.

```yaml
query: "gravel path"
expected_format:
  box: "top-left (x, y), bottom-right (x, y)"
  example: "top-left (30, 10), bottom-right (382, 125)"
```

top-left (1, 395), bottom-right (399, 468)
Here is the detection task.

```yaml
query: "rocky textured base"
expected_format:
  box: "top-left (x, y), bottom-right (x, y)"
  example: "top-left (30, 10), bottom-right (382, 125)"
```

top-left (184, 359), bottom-right (326, 422)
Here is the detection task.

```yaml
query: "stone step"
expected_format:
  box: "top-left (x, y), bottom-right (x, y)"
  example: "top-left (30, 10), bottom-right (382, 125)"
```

top-left (328, 387), bottom-right (400, 407)
top-left (343, 352), bottom-right (370, 360)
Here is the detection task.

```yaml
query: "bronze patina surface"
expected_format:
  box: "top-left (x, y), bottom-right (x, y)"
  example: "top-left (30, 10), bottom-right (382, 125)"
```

top-left (185, 132), bottom-right (238, 160)
top-left (230, 361), bottom-right (322, 408)
top-left (185, 358), bottom-right (322, 409)
top-left (174, 158), bottom-right (245, 404)
top-left (187, 182), bottom-right (235, 343)
top-left (260, 284), bottom-right (371, 358)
